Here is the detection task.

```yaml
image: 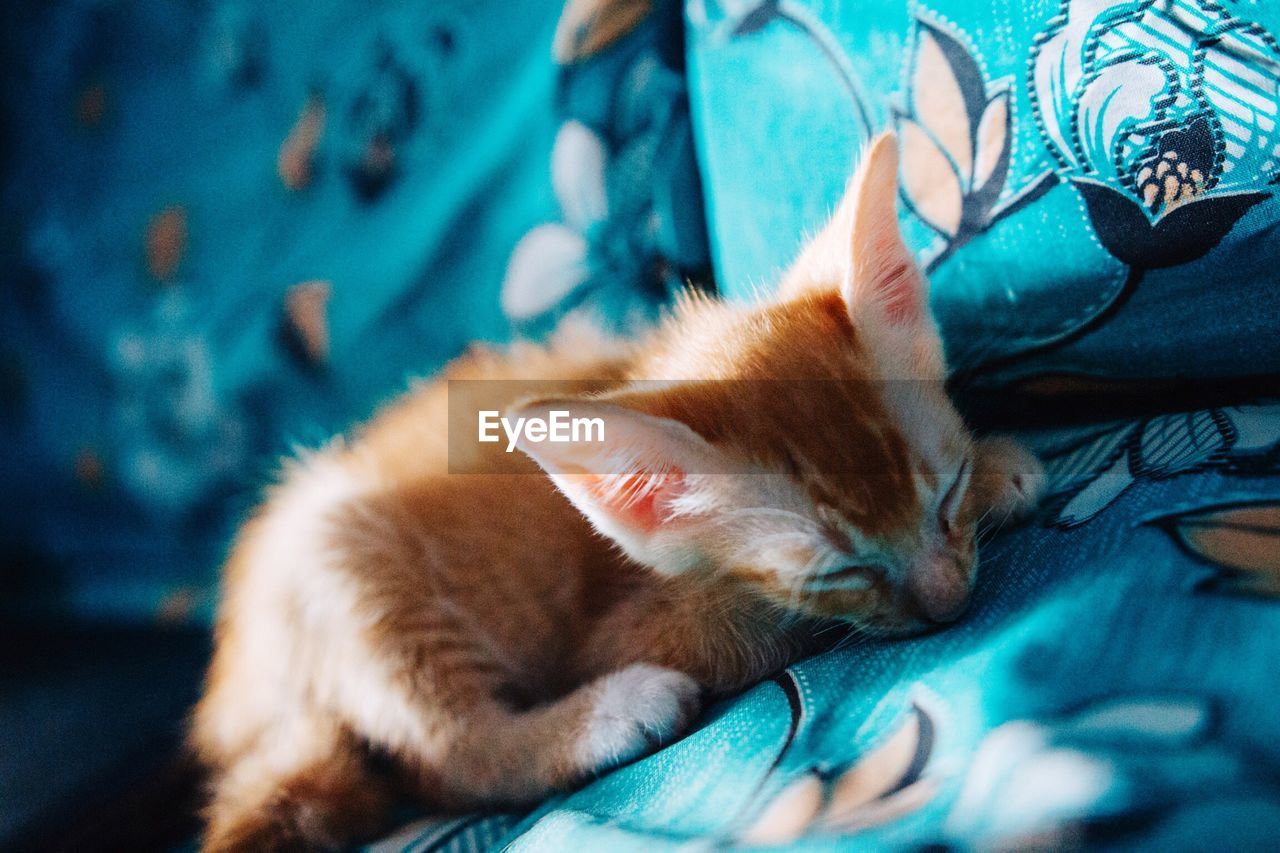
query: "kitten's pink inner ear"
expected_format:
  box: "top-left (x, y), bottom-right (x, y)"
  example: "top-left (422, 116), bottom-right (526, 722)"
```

top-left (844, 133), bottom-right (926, 325)
top-left (575, 468), bottom-right (689, 534)
top-left (507, 398), bottom-right (714, 537)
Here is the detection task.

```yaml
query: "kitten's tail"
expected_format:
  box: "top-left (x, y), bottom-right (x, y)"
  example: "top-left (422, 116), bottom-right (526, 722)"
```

top-left (200, 718), bottom-right (391, 853)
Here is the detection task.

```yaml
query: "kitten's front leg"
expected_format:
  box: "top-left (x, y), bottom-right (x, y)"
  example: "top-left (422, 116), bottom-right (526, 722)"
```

top-left (579, 582), bottom-right (806, 699)
top-left (433, 662), bottom-right (701, 806)
top-left (571, 664), bottom-right (702, 772)
top-left (969, 436), bottom-right (1046, 527)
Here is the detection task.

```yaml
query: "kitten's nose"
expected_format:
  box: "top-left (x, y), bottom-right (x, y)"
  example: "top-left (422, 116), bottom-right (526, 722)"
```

top-left (905, 553), bottom-right (970, 623)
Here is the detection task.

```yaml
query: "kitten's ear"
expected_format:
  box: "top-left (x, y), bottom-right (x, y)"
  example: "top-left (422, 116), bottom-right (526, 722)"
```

top-left (842, 133), bottom-right (927, 326)
top-left (782, 133), bottom-right (927, 328)
top-left (506, 397), bottom-right (728, 573)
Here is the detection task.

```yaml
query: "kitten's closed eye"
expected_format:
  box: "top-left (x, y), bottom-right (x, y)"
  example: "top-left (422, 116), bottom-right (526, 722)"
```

top-left (937, 458), bottom-right (970, 536)
top-left (804, 563), bottom-right (886, 592)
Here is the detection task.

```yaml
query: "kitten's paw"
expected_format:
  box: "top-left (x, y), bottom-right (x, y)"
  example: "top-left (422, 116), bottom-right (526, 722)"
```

top-left (577, 664), bottom-right (701, 772)
top-left (976, 437), bottom-right (1046, 525)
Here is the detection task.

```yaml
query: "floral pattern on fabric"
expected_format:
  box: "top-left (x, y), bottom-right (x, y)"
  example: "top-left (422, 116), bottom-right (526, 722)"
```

top-left (688, 0), bottom-right (1280, 384)
top-left (0, 0), bottom-right (568, 621)
top-left (730, 689), bottom-right (1280, 850)
top-left (1032, 400), bottom-right (1280, 526)
top-left (501, 0), bottom-right (711, 332)
top-left (895, 16), bottom-right (1056, 271)
top-left (1031, 0), bottom-right (1279, 270)
top-left (941, 693), bottom-right (1280, 849)
top-left (736, 693), bottom-right (937, 844)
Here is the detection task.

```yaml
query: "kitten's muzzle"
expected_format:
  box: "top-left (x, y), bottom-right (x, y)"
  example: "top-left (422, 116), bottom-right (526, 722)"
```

top-left (904, 552), bottom-right (970, 623)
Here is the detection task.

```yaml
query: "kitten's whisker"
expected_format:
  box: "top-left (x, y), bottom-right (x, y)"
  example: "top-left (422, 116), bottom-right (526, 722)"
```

top-left (828, 623), bottom-right (865, 653)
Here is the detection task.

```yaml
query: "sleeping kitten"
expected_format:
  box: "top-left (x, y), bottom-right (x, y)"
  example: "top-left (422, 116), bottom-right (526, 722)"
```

top-left (192, 134), bottom-right (1043, 851)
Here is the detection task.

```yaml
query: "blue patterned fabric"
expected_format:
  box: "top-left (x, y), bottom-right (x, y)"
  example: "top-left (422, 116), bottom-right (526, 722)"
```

top-left (6, 0), bottom-right (547, 618)
top-left (0, 0), bottom-right (707, 626)
top-left (7, 1), bottom-right (1280, 850)
top-left (483, 402), bottom-right (1280, 850)
top-left (422, 1), bottom-right (1280, 850)
top-left (686, 0), bottom-right (1280, 388)
top-left (500, 0), bottom-right (711, 336)
top-left (0, 1), bottom-right (561, 622)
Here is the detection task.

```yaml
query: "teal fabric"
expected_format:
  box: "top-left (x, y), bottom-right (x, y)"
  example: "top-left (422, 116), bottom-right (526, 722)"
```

top-left (501, 0), bottom-right (712, 336)
top-left (396, 2), bottom-right (1280, 850)
top-left (0, 0), bottom-right (708, 626)
top-left (1, 0), bottom-right (564, 622)
top-left (475, 402), bottom-right (1280, 851)
top-left (685, 0), bottom-right (1280, 388)
top-left (7, 1), bottom-right (1280, 850)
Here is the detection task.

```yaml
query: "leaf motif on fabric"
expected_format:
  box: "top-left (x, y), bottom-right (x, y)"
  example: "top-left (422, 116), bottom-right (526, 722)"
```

top-left (910, 21), bottom-right (982, 181)
top-left (736, 701), bottom-right (937, 842)
top-left (1055, 454), bottom-right (1132, 527)
top-left (1136, 409), bottom-right (1227, 474)
top-left (737, 772), bottom-right (823, 846)
top-left (1056, 695), bottom-right (1210, 745)
top-left (895, 14), bottom-right (1049, 266)
top-left (278, 95), bottom-right (326, 191)
top-left (1162, 503), bottom-right (1280, 598)
top-left (824, 704), bottom-right (931, 821)
top-left (1040, 401), bottom-right (1280, 527)
top-left (896, 115), bottom-right (964, 237)
top-left (972, 91), bottom-right (1011, 196)
top-left (283, 280), bottom-right (332, 365)
top-left (552, 121), bottom-right (609, 232)
top-left (554, 0), bottom-right (652, 64)
top-left (75, 447), bottom-right (106, 490)
top-left (146, 205), bottom-right (187, 283)
top-left (500, 224), bottom-right (590, 320)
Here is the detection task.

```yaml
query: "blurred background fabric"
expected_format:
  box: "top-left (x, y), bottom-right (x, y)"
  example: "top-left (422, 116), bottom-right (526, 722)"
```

top-left (1, 0), bottom-right (561, 624)
top-left (0, 0), bottom-right (708, 627)
top-left (0, 0), bottom-right (707, 846)
top-left (5, 0), bottom-right (1280, 851)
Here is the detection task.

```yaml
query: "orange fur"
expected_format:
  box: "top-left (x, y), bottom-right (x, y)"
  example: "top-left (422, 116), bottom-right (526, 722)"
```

top-left (192, 134), bottom-right (1044, 850)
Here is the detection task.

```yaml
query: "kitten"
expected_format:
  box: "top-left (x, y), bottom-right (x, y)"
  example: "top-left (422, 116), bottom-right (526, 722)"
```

top-left (192, 134), bottom-right (1044, 851)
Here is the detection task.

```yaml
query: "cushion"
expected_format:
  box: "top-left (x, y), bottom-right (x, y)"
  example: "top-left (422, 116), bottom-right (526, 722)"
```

top-left (351, 1), bottom-right (1280, 849)
top-left (449, 400), bottom-right (1280, 851)
top-left (685, 0), bottom-right (1280, 390)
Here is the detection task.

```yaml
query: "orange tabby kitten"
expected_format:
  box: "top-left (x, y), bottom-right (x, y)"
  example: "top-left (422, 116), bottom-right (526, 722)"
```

top-left (192, 135), bottom-right (1044, 851)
